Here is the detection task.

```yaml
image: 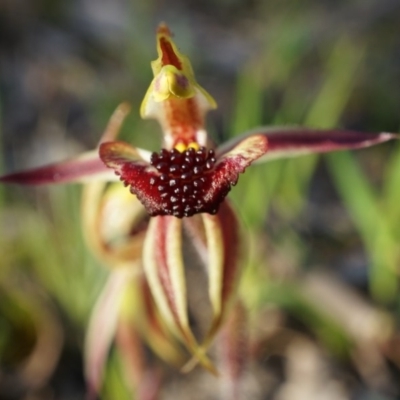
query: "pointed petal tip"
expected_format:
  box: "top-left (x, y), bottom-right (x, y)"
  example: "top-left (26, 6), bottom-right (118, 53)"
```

top-left (381, 132), bottom-right (399, 140)
top-left (356, 131), bottom-right (399, 147)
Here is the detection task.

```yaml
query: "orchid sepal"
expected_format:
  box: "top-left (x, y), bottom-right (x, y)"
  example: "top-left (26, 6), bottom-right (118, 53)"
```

top-left (140, 23), bottom-right (216, 149)
top-left (148, 23), bottom-right (216, 109)
top-left (142, 214), bottom-right (217, 373)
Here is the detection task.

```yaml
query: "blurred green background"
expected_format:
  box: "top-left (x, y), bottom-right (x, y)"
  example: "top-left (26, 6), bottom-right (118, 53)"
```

top-left (0, 0), bottom-right (400, 399)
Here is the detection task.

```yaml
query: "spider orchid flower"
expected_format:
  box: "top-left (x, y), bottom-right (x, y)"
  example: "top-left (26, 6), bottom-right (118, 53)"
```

top-left (1, 23), bottom-right (398, 381)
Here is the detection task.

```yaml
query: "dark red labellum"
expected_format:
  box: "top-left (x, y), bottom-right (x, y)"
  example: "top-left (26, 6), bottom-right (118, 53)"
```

top-left (149, 147), bottom-right (219, 218)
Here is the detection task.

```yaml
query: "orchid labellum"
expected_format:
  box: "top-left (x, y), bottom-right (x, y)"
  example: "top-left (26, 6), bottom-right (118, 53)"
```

top-left (1, 22), bottom-right (398, 396)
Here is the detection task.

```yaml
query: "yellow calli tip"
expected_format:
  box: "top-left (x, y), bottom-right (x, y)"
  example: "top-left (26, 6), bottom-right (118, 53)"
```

top-left (174, 142), bottom-right (200, 152)
top-left (174, 142), bottom-right (187, 153)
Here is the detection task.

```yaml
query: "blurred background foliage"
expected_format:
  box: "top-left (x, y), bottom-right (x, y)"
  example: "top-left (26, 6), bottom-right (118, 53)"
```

top-left (0, 0), bottom-right (400, 399)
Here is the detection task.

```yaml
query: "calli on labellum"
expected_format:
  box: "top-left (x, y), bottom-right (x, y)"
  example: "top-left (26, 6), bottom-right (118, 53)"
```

top-left (1, 22), bottom-right (398, 394)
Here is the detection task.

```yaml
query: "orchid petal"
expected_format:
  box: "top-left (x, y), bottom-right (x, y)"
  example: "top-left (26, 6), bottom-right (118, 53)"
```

top-left (0, 149), bottom-right (116, 185)
top-left (84, 268), bottom-right (133, 397)
top-left (140, 23), bottom-right (216, 149)
top-left (217, 128), bottom-right (398, 162)
top-left (143, 215), bottom-right (216, 372)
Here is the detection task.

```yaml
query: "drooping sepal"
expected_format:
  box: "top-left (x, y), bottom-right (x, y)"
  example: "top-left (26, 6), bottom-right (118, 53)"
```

top-left (143, 215), bottom-right (216, 372)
